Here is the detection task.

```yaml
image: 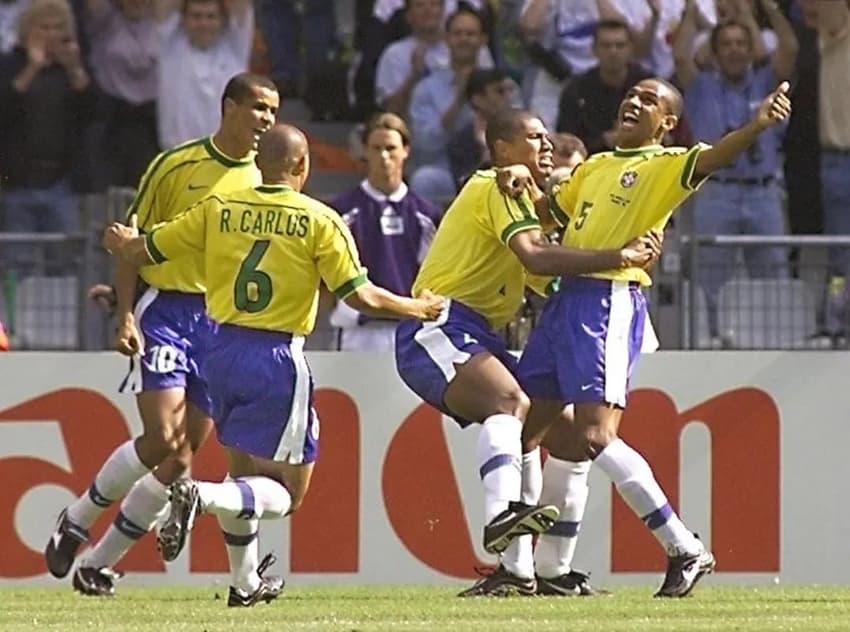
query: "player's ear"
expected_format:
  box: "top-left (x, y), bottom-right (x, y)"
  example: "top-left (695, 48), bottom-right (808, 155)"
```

top-left (662, 113), bottom-right (679, 134)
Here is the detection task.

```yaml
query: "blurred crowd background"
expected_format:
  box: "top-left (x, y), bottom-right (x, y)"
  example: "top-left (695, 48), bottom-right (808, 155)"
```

top-left (0, 0), bottom-right (847, 353)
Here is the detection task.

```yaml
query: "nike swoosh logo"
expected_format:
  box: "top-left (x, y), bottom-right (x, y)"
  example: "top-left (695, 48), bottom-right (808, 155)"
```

top-left (51, 530), bottom-right (62, 550)
top-left (187, 184), bottom-right (207, 190)
top-left (580, 384), bottom-right (593, 391)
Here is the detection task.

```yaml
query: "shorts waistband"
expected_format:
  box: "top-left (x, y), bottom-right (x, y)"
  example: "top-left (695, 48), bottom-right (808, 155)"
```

top-left (559, 277), bottom-right (641, 292)
top-left (446, 299), bottom-right (491, 329)
top-left (213, 321), bottom-right (298, 344)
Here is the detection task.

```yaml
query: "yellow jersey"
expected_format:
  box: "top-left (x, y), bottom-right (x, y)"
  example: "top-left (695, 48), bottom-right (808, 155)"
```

top-left (412, 170), bottom-right (541, 329)
top-left (145, 184), bottom-right (367, 336)
top-left (551, 143), bottom-right (709, 285)
top-left (128, 136), bottom-right (260, 293)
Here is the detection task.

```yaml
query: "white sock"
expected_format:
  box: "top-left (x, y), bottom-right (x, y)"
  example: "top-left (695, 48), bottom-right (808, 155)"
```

top-left (81, 473), bottom-right (170, 569)
top-left (595, 439), bottom-right (700, 556)
top-left (476, 414), bottom-right (522, 524)
top-left (502, 448), bottom-right (541, 579)
top-left (67, 440), bottom-right (150, 529)
top-left (219, 515), bottom-right (261, 594)
top-left (198, 476), bottom-right (293, 520)
top-left (534, 457), bottom-right (590, 578)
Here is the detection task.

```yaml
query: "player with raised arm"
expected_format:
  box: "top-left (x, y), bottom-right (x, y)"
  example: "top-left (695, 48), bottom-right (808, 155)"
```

top-left (44, 73), bottom-right (279, 596)
top-left (102, 124), bottom-right (444, 607)
top-left (500, 77), bottom-right (791, 597)
top-left (395, 107), bottom-right (662, 597)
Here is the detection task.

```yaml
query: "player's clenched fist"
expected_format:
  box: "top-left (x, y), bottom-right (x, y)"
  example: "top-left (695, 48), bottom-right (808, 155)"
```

top-left (754, 81), bottom-right (792, 131)
top-left (113, 314), bottom-right (143, 357)
top-left (415, 289), bottom-right (445, 321)
top-left (102, 215), bottom-right (139, 255)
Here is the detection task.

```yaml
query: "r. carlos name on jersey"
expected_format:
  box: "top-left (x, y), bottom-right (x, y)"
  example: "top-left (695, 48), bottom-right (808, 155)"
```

top-left (220, 207), bottom-right (310, 238)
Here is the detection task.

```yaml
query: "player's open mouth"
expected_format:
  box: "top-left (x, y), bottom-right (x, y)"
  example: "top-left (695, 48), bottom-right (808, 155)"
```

top-left (620, 110), bottom-right (640, 128)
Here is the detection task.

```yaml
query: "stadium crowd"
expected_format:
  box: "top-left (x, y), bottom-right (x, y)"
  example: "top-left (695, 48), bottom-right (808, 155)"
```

top-left (0, 0), bottom-right (847, 349)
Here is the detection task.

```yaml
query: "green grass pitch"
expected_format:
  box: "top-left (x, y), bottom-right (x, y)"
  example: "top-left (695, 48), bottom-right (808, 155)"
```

top-left (3, 585), bottom-right (850, 631)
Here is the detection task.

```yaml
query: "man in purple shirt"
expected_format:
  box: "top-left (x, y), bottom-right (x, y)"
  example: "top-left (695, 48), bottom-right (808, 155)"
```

top-left (330, 112), bottom-right (442, 350)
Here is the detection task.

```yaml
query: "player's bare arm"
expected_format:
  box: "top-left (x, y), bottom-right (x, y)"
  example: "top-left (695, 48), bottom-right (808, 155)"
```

top-left (692, 81), bottom-right (791, 183)
top-left (105, 216), bottom-right (146, 356)
top-left (507, 229), bottom-right (657, 276)
top-left (343, 284), bottom-right (444, 321)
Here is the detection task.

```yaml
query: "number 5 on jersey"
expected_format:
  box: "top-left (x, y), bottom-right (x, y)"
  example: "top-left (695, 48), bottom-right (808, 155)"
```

top-left (573, 201), bottom-right (593, 230)
top-left (235, 240), bottom-right (272, 313)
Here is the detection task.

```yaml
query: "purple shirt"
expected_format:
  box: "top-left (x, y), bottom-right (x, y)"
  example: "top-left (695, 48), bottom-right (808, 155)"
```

top-left (331, 180), bottom-right (442, 296)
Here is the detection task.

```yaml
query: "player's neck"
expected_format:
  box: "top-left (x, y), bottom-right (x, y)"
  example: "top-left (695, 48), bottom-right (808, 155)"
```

top-left (211, 131), bottom-right (252, 161)
top-left (368, 174), bottom-right (404, 196)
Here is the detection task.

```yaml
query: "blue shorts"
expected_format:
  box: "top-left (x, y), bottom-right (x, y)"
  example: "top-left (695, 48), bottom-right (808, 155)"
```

top-left (203, 323), bottom-right (319, 464)
top-left (395, 300), bottom-right (517, 427)
top-left (120, 288), bottom-right (212, 416)
top-left (518, 277), bottom-right (646, 408)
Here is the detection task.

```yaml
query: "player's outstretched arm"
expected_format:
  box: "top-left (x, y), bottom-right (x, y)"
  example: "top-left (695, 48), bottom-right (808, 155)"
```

top-left (343, 284), bottom-right (445, 321)
top-left (692, 81), bottom-right (791, 182)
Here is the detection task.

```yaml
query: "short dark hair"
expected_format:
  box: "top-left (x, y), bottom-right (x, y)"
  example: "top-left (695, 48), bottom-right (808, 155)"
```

top-left (361, 111), bottom-right (412, 147)
top-left (710, 20), bottom-right (752, 54)
top-left (593, 19), bottom-right (630, 44)
top-left (220, 72), bottom-right (277, 113)
top-left (656, 77), bottom-right (684, 117)
top-left (465, 68), bottom-right (510, 102)
top-left (551, 133), bottom-right (588, 159)
top-left (445, 5), bottom-right (483, 32)
top-left (484, 108), bottom-right (536, 157)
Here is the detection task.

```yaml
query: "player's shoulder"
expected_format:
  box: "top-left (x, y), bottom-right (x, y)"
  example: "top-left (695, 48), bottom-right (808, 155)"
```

top-left (152, 137), bottom-right (210, 169)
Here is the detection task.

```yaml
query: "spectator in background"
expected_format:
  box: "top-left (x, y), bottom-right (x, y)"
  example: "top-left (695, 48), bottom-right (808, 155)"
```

top-left (329, 113), bottom-right (441, 351)
top-left (154, 0), bottom-right (253, 148)
top-left (254, 0), bottom-right (340, 119)
top-left (555, 19), bottom-right (651, 154)
top-left (783, 0), bottom-right (821, 237)
top-left (86, 0), bottom-right (160, 189)
top-left (675, 0), bottom-right (798, 343)
top-left (374, 0), bottom-right (493, 116)
top-left (0, 0), bottom-right (25, 53)
top-left (0, 0), bottom-right (94, 247)
top-left (408, 6), bottom-right (490, 205)
top-left (447, 67), bottom-right (516, 187)
top-left (692, 0), bottom-right (779, 68)
top-left (352, 0), bottom-right (494, 117)
top-left (815, 0), bottom-right (850, 337)
top-left (518, 0), bottom-right (638, 131)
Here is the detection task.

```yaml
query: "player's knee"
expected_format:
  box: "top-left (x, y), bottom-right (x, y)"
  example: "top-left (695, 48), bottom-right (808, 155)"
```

top-left (499, 389), bottom-right (530, 421)
top-left (580, 426), bottom-right (618, 459)
top-left (141, 425), bottom-right (186, 459)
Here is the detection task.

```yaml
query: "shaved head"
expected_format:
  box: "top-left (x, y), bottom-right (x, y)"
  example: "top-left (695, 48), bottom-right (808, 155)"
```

top-left (257, 124), bottom-right (308, 170)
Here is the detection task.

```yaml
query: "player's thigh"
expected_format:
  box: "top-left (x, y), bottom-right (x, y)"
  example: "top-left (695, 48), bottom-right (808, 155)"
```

top-left (136, 387), bottom-right (187, 443)
top-left (540, 404), bottom-right (588, 462)
top-left (443, 351), bottom-right (529, 424)
top-left (522, 398), bottom-right (568, 452)
top-left (184, 400), bottom-right (214, 453)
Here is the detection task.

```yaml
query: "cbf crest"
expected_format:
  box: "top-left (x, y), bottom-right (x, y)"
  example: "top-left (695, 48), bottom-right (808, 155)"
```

top-left (620, 170), bottom-right (638, 188)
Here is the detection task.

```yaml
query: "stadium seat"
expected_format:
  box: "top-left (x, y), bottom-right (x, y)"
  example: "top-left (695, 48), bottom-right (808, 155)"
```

top-left (717, 278), bottom-right (817, 349)
top-left (13, 276), bottom-right (80, 350)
